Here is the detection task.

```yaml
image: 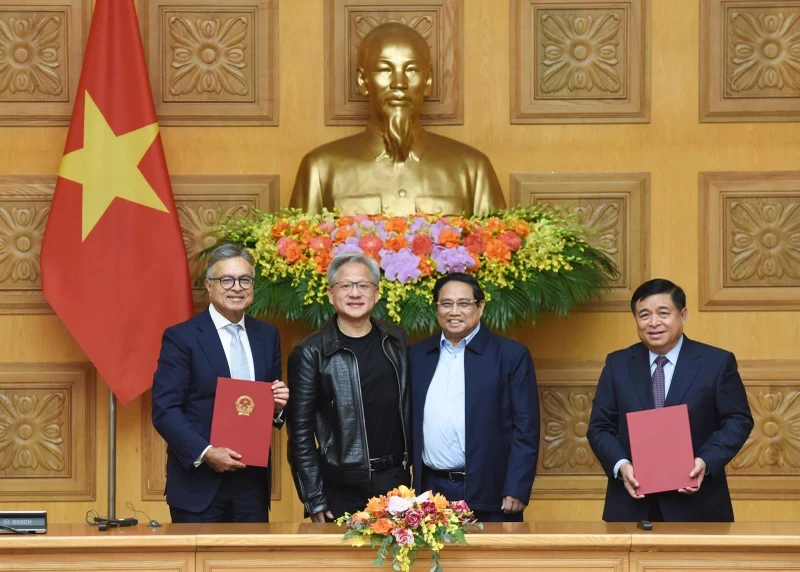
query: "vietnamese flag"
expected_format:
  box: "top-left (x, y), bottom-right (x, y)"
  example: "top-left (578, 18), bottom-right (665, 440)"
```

top-left (41, 0), bottom-right (193, 404)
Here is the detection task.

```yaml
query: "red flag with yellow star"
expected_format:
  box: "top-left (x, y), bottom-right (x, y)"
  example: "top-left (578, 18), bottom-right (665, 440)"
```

top-left (41, 0), bottom-right (193, 404)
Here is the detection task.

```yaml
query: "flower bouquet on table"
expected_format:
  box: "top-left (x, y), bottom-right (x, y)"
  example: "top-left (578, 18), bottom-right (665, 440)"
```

top-left (335, 485), bottom-right (481, 572)
top-left (214, 206), bottom-right (616, 334)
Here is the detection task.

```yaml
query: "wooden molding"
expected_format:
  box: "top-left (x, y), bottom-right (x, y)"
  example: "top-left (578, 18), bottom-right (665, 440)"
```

top-left (699, 171), bottom-right (800, 311)
top-left (511, 0), bottom-right (650, 124)
top-left (139, 0), bottom-right (279, 126)
top-left (0, 0), bottom-right (91, 126)
top-left (0, 363), bottom-right (96, 501)
top-left (0, 175), bottom-right (55, 314)
top-left (324, 0), bottom-right (464, 125)
top-left (700, 0), bottom-right (800, 122)
top-left (510, 172), bottom-right (650, 311)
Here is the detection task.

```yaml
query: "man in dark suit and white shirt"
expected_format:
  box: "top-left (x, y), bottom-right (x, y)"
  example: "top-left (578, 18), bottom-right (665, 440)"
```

top-left (152, 243), bottom-right (289, 523)
top-left (587, 278), bottom-right (753, 522)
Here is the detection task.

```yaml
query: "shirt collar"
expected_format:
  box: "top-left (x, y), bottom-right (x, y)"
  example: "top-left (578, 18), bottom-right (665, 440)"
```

top-left (208, 303), bottom-right (246, 331)
top-left (649, 334), bottom-right (684, 366)
top-left (440, 322), bottom-right (481, 351)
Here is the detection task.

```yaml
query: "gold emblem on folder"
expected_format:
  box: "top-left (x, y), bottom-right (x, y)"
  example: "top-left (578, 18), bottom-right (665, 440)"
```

top-left (235, 395), bottom-right (254, 416)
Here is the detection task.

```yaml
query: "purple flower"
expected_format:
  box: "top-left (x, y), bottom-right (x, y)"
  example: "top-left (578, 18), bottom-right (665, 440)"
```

top-left (392, 528), bottom-right (414, 546)
top-left (430, 245), bottom-right (475, 274)
top-left (430, 220), bottom-right (462, 242)
top-left (409, 216), bottom-right (428, 234)
top-left (381, 249), bottom-right (421, 283)
top-left (333, 241), bottom-right (364, 257)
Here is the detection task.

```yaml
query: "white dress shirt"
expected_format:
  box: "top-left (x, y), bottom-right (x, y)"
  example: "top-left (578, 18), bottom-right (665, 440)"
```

top-left (421, 324), bottom-right (481, 470)
top-left (614, 335), bottom-right (685, 478)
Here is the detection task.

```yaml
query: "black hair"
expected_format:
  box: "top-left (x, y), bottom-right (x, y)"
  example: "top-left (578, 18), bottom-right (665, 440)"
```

top-left (432, 273), bottom-right (485, 303)
top-left (630, 278), bottom-right (686, 314)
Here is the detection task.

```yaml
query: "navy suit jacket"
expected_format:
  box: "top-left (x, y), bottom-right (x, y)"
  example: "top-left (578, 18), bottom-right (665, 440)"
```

top-left (587, 336), bottom-right (753, 522)
top-left (151, 308), bottom-right (282, 513)
top-left (409, 325), bottom-right (540, 512)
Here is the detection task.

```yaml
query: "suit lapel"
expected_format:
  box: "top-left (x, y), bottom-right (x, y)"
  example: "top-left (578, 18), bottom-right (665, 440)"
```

top-left (197, 309), bottom-right (230, 378)
top-left (664, 337), bottom-right (701, 406)
top-left (629, 343), bottom-right (655, 410)
top-left (246, 317), bottom-right (267, 382)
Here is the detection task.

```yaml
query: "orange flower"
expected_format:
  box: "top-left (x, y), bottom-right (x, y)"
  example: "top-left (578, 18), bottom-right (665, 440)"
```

top-left (467, 253), bottom-right (481, 272)
top-left (437, 229), bottom-right (460, 248)
top-left (385, 216), bottom-right (409, 234)
top-left (431, 493), bottom-right (449, 512)
top-left (337, 216), bottom-right (355, 227)
top-left (315, 251), bottom-right (332, 274)
top-left (284, 243), bottom-right (304, 264)
top-left (366, 496), bottom-right (388, 515)
top-left (449, 216), bottom-right (468, 229)
top-left (333, 227), bottom-right (356, 245)
top-left (418, 257), bottom-right (433, 277)
top-left (384, 235), bottom-right (408, 252)
top-left (485, 238), bottom-right (511, 262)
top-left (353, 511), bottom-right (371, 523)
top-left (299, 231), bottom-right (312, 247)
top-left (371, 518), bottom-right (395, 535)
top-left (508, 219), bottom-right (530, 238)
top-left (463, 233), bottom-right (486, 255)
top-left (271, 220), bottom-right (290, 239)
top-left (486, 217), bottom-right (507, 235)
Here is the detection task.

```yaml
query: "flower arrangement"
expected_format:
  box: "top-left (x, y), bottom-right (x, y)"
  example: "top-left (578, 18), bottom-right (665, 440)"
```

top-left (335, 485), bottom-right (480, 572)
top-left (214, 207), bottom-right (616, 334)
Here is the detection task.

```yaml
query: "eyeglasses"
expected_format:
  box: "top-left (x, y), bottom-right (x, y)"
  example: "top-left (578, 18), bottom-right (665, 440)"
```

top-left (331, 281), bottom-right (377, 293)
top-left (208, 275), bottom-right (254, 290)
top-left (436, 299), bottom-right (478, 311)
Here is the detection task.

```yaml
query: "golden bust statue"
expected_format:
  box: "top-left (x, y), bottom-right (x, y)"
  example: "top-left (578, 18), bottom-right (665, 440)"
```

top-left (290, 22), bottom-right (506, 217)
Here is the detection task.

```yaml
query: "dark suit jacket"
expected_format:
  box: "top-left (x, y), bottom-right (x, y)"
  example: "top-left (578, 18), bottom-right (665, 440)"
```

top-left (587, 336), bottom-right (753, 522)
top-left (409, 325), bottom-right (540, 512)
top-left (151, 308), bottom-right (282, 513)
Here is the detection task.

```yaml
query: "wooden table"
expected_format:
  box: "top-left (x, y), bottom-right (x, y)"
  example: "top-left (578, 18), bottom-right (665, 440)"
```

top-left (1, 522), bottom-right (800, 571)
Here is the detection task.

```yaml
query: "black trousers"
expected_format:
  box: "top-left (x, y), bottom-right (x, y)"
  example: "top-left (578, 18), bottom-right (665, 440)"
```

top-left (169, 466), bottom-right (269, 523)
top-left (421, 471), bottom-right (524, 523)
top-left (325, 465), bottom-right (411, 519)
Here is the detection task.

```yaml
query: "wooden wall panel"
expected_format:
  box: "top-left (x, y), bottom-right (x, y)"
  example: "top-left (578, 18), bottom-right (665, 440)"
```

top-left (0, 0), bottom-right (91, 125)
top-left (511, 0), bottom-right (650, 123)
top-left (511, 172), bottom-right (650, 311)
top-left (701, 0), bottom-right (800, 122)
top-left (324, 0), bottom-right (463, 125)
top-left (0, 362), bottom-right (95, 501)
top-left (139, 0), bottom-right (279, 126)
top-left (699, 171), bottom-right (800, 311)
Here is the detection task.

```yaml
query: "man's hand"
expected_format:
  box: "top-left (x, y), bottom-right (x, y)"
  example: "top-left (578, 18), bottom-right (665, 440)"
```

top-left (272, 380), bottom-right (289, 412)
top-left (501, 496), bottom-right (525, 513)
top-left (619, 462), bottom-right (645, 499)
top-left (310, 510), bottom-right (334, 523)
top-left (204, 447), bottom-right (246, 473)
top-left (678, 457), bottom-right (706, 494)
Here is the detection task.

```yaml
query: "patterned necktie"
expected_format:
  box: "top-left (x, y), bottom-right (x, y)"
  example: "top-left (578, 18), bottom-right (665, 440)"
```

top-left (224, 324), bottom-right (251, 380)
top-left (652, 355), bottom-right (669, 408)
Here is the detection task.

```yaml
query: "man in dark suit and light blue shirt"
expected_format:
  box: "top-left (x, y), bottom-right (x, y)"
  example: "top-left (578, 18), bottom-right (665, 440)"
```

top-left (152, 244), bottom-right (289, 523)
top-left (587, 278), bottom-right (753, 522)
top-left (410, 273), bottom-right (540, 522)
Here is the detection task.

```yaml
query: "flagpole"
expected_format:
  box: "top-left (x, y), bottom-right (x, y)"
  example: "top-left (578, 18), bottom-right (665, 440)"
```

top-left (109, 391), bottom-right (116, 519)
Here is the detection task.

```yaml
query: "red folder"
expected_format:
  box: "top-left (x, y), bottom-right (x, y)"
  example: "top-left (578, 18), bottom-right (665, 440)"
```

top-left (210, 377), bottom-right (274, 467)
top-left (626, 404), bottom-right (698, 495)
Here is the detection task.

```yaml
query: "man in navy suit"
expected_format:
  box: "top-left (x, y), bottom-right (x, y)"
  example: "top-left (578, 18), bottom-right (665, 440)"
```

top-left (409, 273), bottom-right (539, 522)
top-left (587, 278), bottom-right (753, 522)
top-left (152, 244), bottom-right (289, 523)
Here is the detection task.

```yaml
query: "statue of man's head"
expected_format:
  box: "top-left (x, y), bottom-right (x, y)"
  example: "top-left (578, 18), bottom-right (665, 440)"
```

top-left (356, 23), bottom-right (433, 162)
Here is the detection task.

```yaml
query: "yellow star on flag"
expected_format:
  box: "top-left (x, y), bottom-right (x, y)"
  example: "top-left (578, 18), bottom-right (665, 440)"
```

top-left (59, 91), bottom-right (169, 240)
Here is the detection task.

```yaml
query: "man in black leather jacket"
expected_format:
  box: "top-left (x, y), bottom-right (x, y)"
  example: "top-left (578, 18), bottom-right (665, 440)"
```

top-left (287, 253), bottom-right (411, 521)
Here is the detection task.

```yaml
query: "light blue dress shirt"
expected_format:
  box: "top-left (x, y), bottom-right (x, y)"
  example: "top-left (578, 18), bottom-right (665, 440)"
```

top-left (613, 335), bottom-right (685, 478)
top-left (421, 324), bottom-right (481, 470)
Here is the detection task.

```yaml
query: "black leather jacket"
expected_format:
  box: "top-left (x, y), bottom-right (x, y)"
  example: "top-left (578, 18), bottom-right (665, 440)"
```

top-left (287, 316), bottom-right (411, 515)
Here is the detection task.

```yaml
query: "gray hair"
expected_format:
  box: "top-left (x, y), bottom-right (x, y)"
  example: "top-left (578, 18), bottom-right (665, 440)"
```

top-left (327, 252), bottom-right (380, 286)
top-left (206, 243), bottom-right (255, 278)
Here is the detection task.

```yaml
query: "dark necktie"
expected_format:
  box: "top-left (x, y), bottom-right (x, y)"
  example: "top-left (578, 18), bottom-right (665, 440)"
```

top-left (652, 355), bottom-right (669, 408)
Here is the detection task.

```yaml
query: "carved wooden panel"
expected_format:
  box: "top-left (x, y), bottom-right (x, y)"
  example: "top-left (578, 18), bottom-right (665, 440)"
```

top-left (171, 175), bottom-right (279, 310)
top-left (324, 0), bottom-right (463, 125)
top-left (0, 0), bottom-right (91, 125)
top-left (699, 171), bottom-right (800, 310)
top-left (510, 172), bottom-right (650, 311)
top-left (0, 363), bottom-right (95, 500)
top-left (141, 390), bottom-right (281, 501)
top-left (139, 0), bottom-right (278, 126)
top-left (701, 1), bottom-right (800, 122)
top-left (0, 175), bottom-right (54, 314)
top-left (511, 0), bottom-right (650, 124)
